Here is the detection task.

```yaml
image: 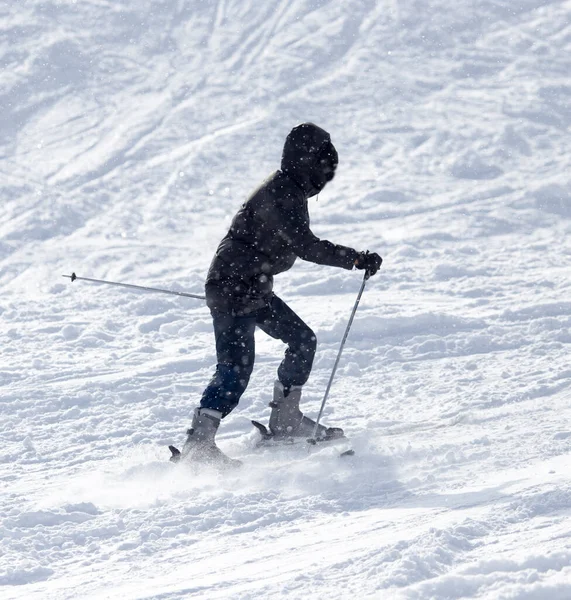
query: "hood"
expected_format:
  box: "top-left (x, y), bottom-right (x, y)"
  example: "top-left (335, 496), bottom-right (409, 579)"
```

top-left (280, 123), bottom-right (338, 197)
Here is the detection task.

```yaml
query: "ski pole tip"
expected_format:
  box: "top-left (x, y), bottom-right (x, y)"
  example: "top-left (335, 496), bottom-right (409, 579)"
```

top-left (62, 273), bottom-right (77, 282)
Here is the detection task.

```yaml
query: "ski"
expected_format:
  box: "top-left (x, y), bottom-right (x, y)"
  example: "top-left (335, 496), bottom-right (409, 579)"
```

top-left (251, 420), bottom-right (355, 457)
top-left (167, 422), bottom-right (355, 466)
top-left (167, 445), bottom-right (243, 471)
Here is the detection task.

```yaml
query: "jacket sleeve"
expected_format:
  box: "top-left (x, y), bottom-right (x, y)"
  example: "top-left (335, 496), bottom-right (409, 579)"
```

top-left (276, 194), bottom-right (359, 270)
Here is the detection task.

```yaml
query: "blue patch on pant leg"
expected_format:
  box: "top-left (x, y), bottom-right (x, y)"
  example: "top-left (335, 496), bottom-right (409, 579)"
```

top-left (200, 364), bottom-right (249, 418)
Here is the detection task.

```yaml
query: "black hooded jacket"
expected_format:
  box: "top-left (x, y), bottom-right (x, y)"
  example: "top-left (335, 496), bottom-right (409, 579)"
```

top-left (205, 123), bottom-right (359, 315)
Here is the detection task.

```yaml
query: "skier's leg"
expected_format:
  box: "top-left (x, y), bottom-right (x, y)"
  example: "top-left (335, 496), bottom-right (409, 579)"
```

top-left (255, 297), bottom-right (343, 440)
top-left (255, 295), bottom-right (316, 390)
top-left (200, 311), bottom-right (256, 417)
top-left (180, 311), bottom-right (255, 466)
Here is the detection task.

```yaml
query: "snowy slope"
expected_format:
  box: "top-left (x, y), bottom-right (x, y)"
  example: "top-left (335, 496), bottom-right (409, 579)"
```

top-left (1, 0), bottom-right (571, 598)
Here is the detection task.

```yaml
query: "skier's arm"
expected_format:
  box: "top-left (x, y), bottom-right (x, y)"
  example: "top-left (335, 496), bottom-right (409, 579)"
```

top-left (277, 196), bottom-right (359, 270)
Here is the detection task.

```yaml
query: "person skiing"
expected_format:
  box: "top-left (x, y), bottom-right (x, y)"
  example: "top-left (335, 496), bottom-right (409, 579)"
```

top-left (175, 123), bottom-right (382, 467)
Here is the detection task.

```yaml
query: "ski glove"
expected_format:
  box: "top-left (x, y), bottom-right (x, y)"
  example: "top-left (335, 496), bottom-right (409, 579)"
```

top-left (354, 251), bottom-right (382, 277)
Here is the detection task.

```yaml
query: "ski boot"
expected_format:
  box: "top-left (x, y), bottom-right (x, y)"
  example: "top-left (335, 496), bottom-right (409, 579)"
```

top-left (252, 380), bottom-right (344, 443)
top-left (169, 408), bottom-right (241, 469)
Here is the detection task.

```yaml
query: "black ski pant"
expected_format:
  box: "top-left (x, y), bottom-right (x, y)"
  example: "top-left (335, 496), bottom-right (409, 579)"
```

top-left (200, 295), bottom-right (317, 418)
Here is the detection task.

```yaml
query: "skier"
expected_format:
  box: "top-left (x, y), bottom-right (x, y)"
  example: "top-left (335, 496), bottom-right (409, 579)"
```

top-left (177, 123), bottom-right (382, 467)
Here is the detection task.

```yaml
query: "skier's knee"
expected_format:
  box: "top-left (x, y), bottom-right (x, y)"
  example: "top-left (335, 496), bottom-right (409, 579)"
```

top-left (300, 328), bottom-right (317, 359)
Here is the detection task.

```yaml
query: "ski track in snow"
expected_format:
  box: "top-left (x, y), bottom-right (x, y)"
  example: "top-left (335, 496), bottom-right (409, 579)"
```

top-left (1, 0), bottom-right (571, 598)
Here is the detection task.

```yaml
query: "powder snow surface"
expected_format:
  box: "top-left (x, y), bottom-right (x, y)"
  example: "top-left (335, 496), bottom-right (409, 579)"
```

top-left (1, 1), bottom-right (571, 598)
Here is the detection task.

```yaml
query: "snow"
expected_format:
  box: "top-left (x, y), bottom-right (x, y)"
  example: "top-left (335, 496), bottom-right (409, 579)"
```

top-left (1, 0), bottom-right (571, 598)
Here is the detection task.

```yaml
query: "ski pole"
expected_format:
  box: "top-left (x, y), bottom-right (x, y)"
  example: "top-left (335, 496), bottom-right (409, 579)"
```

top-left (308, 270), bottom-right (369, 447)
top-left (62, 272), bottom-right (206, 300)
